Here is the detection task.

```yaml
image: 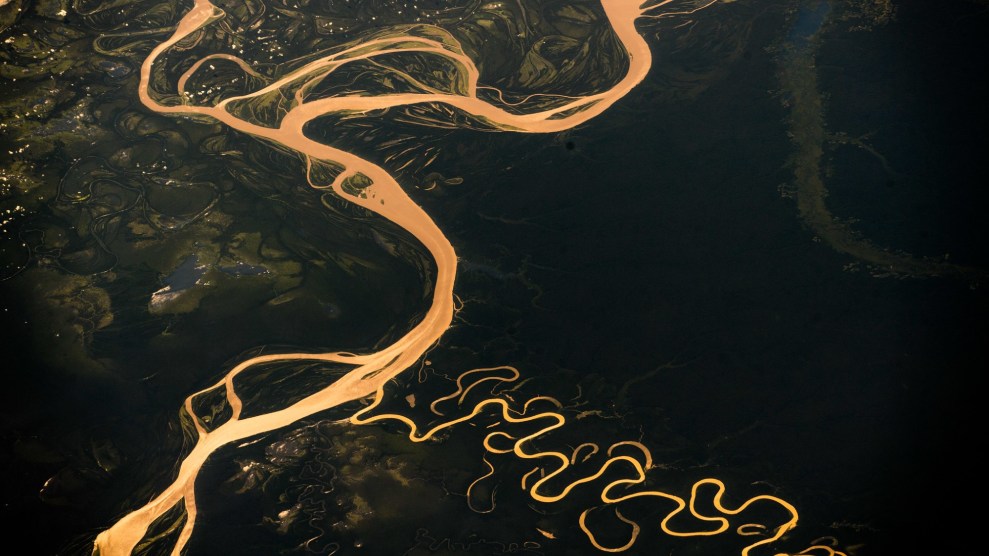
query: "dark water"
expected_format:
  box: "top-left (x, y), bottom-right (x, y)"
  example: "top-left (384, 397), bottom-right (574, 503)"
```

top-left (788, 0), bottom-right (830, 46)
top-left (1, 0), bottom-right (986, 555)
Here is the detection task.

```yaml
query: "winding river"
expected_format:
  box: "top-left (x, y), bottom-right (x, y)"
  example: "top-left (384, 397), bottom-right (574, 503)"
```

top-left (91, 1), bottom-right (844, 555)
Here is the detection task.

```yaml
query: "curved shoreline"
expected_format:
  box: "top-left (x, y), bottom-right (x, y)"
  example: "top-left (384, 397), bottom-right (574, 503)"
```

top-left (777, 0), bottom-right (985, 283)
top-left (93, 2), bottom-right (670, 554)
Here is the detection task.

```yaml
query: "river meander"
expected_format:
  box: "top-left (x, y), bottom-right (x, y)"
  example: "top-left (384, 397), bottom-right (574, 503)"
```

top-left (1, 1), bottom-right (986, 555)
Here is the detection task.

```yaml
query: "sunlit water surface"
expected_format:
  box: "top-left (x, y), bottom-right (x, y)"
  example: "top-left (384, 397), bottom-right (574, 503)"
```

top-left (1, 0), bottom-right (986, 555)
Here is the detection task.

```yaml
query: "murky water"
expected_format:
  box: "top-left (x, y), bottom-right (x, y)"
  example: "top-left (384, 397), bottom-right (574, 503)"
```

top-left (2, 0), bottom-right (986, 555)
